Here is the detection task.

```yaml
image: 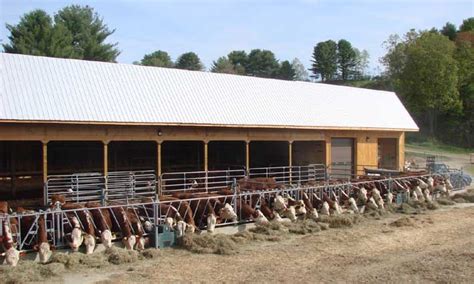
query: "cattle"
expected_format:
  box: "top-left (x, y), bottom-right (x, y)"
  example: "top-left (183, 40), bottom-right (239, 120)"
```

top-left (85, 202), bottom-right (114, 249)
top-left (0, 201), bottom-right (10, 214)
top-left (109, 205), bottom-right (136, 250)
top-left (16, 207), bottom-right (52, 263)
top-left (301, 192), bottom-right (319, 220)
top-left (35, 215), bottom-right (52, 263)
top-left (1, 218), bottom-right (20, 266)
top-left (57, 202), bottom-right (96, 254)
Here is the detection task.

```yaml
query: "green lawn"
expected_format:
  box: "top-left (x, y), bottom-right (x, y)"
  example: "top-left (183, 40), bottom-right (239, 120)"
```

top-left (406, 141), bottom-right (474, 154)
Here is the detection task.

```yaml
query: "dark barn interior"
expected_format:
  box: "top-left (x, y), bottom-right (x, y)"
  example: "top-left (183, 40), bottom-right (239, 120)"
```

top-left (162, 141), bottom-right (204, 172)
top-left (208, 141), bottom-right (246, 170)
top-left (250, 141), bottom-right (289, 168)
top-left (109, 141), bottom-right (157, 172)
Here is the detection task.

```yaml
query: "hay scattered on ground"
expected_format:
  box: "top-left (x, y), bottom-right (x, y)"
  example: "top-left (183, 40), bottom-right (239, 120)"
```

top-left (452, 190), bottom-right (474, 203)
top-left (0, 261), bottom-right (66, 284)
top-left (50, 251), bottom-right (108, 269)
top-left (105, 247), bottom-right (139, 265)
top-left (390, 217), bottom-right (416, 227)
top-left (140, 248), bottom-right (162, 259)
top-left (180, 233), bottom-right (239, 255)
top-left (437, 198), bottom-right (456, 206)
top-left (319, 214), bottom-right (361, 228)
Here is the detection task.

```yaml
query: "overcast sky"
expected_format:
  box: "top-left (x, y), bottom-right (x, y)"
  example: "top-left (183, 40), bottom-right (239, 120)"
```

top-left (1, 0), bottom-right (473, 74)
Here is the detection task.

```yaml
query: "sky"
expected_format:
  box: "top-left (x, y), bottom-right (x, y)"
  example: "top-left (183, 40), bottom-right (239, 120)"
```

top-left (1, 0), bottom-right (473, 74)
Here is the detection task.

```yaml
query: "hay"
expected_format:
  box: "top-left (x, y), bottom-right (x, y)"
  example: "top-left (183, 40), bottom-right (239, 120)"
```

top-left (390, 217), bottom-right (415, 227)
top-left (49, 252), bottom-right (107, 269)
top-left (452, 191), bottom-right (474, 203)
top-left (437, 198), bottom-right (456, 206)
top-left (283, 220), bottom-right (322, 234)
top-left (180, 233), bottom-right (239, 255)
top-left (319, 215), bottom-right (360, 228)
top-left (140, 248), bottom-right (162, 259)
top-left (0, 261), bottom-right (66, 284)
top-left (105, 247), bottom-right (139, 265)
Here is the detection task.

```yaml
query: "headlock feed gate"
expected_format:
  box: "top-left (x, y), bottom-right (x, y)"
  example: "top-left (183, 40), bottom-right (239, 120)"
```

top-left (2, 166), bottom-right (456, 252)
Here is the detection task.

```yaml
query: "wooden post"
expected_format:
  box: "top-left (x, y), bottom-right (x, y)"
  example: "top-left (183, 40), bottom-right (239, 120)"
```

top-left (246, 141), bottom-right (250, 174)
top-left (157, 142), bottom-right (162, 176)
top-left (289, 141), bottom-right (293, 183)
top-left (157, 141), bottom-right (162, 197)
top-left (204, 142), bottom-right (209, 172)
top-left (103, 142), bottom-right (109, 176)
top-left (42, 141), bottom-right (48, 206)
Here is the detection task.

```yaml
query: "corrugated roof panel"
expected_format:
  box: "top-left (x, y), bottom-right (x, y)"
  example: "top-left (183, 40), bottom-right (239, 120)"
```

top-left (0, 53), bottom-right (418, 131)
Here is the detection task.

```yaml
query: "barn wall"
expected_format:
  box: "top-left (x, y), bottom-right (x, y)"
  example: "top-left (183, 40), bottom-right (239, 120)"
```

top-left (0, 123), bottom-right (406, 172)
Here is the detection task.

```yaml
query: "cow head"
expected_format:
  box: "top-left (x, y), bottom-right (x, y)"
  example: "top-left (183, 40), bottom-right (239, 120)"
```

top-left (136, 236), bottom-right (146, 251)
top-left (175, 220), bottom-right (187, 238)
top-left (101, 229), bottom-right (113, 249)
top-left (272, 211), bottom-right (283, 222)
top-left (386, 192), bottom-right (394, 204)
top-left (321, 201), bottom-right (330, 216)
top-left (294, 200), bottom-right (307, 217)
top-left (308, 208), bottom-right (319, 220)
top-left (69, 217), bottom-right (83, 252)
top-left (348, 197), bottom-right (359, 214)
top-left (165, 217), bottom-right (175, 230)
top-left (36, 242), bottom-right (52, 263)
top-left (207, 213), bottom-right (217, 233)
top-left (283, 206), bottom-right (297, 222)
top-left (143, 220), bottom-right (153, 233)
top-left (122, 235), bottom-right (136, 250)
top-left (274, 195), bottom-right (287, 211)
top-left (253, 210), bottom-right (269, 226)
top-left (82, 234), bottom-right (95, 254)
top-left (1, 247), bottom-right (20, 267)
top-left (218, 203), bottom-right (237, 222)
top-left (358, 187), bottom-right (368, 203)
top-left (367, 197), bottom-right (378, 210)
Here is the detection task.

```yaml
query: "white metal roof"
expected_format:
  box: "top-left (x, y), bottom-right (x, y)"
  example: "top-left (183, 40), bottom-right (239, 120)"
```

top-left (0, 53), bottom-right (418, 131)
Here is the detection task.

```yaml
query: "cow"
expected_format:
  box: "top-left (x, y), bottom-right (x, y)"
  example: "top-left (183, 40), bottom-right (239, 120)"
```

top-left (86, 202), bottom-right (114, 249)
top-left (1, 218), bottom-right (20, 267)
top-left (35, 215), bottom-right (52, 263)
top-left (15, 207), bottom-right (52, 263)
top-left (109, 205), bottom-right (137, 250)
top-left (301, 192), bottom-right (319, 220)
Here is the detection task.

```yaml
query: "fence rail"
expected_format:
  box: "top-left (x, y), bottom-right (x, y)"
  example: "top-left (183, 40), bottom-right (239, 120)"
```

top-left (3, 172), bottom-right (457, 253)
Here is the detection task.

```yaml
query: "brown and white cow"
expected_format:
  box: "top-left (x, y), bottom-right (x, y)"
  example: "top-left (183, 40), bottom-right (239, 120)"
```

top-left (1, 218), bottom-right (20, 266)
top-left (86, 202), bottom-right (114, 249)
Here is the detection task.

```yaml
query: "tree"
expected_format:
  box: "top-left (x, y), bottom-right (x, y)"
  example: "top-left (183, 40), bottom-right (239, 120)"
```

top-left (175, 52), bottom-right (204, 71)
top-left (459, 17), bottom-right (474, 32)
top-left (140, 50), bottom-right (173, 67)
top-left (384, 31), bottom-right (461, 136)
top-left (3, 9), bottom-right (74, 57)
top-left (227, 50), bottom-right (248, 75)
top-left (353, 48), bottom-right (370, 79)
top-left (245, 49), bottom-right (279, 78)
top-left (441, 22), bottom-right (457, 41)
top-left (210, 56), bottom-right (236, 74)
top-left (276, 60), bottom-right (295, 80)
top-left (54, 5), bottom-right (119, 61)
top-left (337, 39), bottom-right (357, 80)
top-left (310, 40), bottom-right (337, 81)
top-left (291, 58), bottom-right (309, 81)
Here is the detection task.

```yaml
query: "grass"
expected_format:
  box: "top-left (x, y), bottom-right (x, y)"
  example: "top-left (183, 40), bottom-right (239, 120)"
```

top-left (406, 141), bottom-right (473, 154)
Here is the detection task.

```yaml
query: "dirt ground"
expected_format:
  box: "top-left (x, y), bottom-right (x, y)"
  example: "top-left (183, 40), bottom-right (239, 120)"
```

top-left (30, 204), bottom-right (469, 284)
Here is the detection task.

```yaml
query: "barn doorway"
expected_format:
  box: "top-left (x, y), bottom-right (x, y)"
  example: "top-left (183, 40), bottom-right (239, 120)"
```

top-left (108, 141), bottom-right (157, 172)
top-left (378, 138), bottom-right (398, 169)
top-left (162, 141), bottom-right (204, 172)
top-left (0, 141), bottom-right (42, 200)
top-left (48, 141), bottom-right (103, 175)
top-left (292, 141), bottom-right (326, 166)
top-left (250, 141), bottom-right (289, 168)
top-left (330, 138), bottom-right (355, 177)
top-left (208, 141), bottom-right (246, 170)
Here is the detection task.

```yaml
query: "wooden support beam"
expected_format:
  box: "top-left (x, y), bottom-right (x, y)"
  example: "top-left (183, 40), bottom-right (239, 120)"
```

top-left (42, 142), bottom-right (48, 206)
top-left (204, 141), bottom-right (209, 172)
top-left (289, 141), bottom-right (293, 183)
top-left (103, 142), bottom-right (108, 176)
top-left (246, 141), bottom-right (250, 173)
top-left (157, 142), bottom-right (162, 177)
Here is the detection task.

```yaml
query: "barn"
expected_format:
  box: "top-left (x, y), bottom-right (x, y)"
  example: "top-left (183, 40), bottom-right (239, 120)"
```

top-left (0, 53), bottom-right (418, 206)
